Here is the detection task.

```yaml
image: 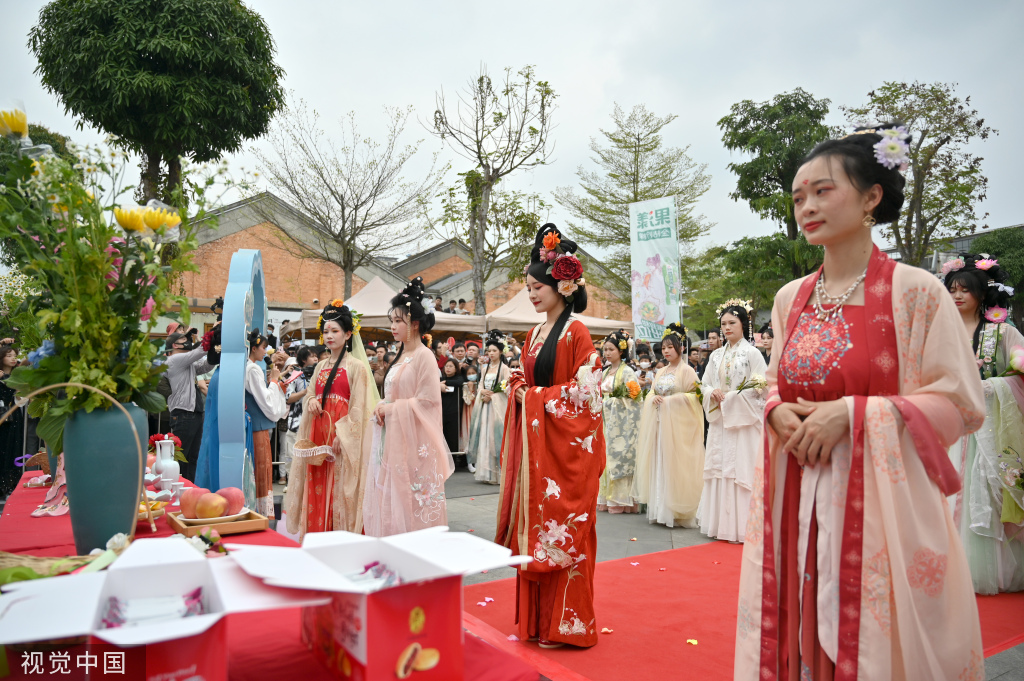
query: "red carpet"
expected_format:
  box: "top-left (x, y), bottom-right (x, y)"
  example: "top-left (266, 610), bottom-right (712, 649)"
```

top-left (464, 542), bottom-right (1024, 681)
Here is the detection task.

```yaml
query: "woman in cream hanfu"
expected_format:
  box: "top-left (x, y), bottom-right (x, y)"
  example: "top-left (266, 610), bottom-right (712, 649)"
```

top-left (467, 329), bottom-right (511, 485)
top-left (284, 300), bottom-right (378, 540)
top-left (631, 323), bottom-right (705, 527)
top-left (598, 330), bottom-right (643, 513)
top-left (699, 301), bottom-right (767, 542)
top-left (944, 253), bottom-right (1024, 593)
top-left (363, 278), bottom-right (455, 537)
top-left (497, 224), bottom-right (605, 649)
top-left (735, 125), bottom-right (986, 680)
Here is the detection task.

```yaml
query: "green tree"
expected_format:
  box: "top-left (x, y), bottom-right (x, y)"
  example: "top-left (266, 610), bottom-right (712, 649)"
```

top-left (427, 171), bottom-right (548, 292)
top-left (722, 233), bottom-right (823, 315)
top-left (554, 103), bottom-right (711, 301)
top-left (971, 227), bottom-right (1024, 327)
top-left (431, 65), bottom-right (556, 313)
top-left (718, 88), bottom-right (836, 275)
top-left (29, 0), bottom-right (286, 202)
top-left (842, 82), bottom-right (996, 266)
top-left (678, 247), bottom-right (737, 333)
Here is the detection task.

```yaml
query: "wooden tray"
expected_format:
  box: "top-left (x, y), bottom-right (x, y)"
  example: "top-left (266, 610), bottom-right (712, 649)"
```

top-left (165, 510), bottom-right (269, 538)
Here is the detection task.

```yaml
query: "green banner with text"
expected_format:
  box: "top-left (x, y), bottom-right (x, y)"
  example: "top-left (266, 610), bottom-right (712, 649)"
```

top-left (629, 196), bottom-right (680, 342)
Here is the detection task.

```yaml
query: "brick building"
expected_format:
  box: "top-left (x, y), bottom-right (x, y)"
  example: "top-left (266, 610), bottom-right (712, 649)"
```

top-left (177, 192), bottom-right (630, 330)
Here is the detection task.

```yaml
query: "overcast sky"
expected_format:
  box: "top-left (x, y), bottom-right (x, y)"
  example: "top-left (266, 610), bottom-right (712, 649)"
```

top-left (3, 0), bottom-right (1022, 260)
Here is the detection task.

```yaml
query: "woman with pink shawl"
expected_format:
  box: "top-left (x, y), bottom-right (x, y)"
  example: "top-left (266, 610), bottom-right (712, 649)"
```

top-left (735, 125), bottom-right (986, 680)
top-left (363, 277), bottom-right (455, 537)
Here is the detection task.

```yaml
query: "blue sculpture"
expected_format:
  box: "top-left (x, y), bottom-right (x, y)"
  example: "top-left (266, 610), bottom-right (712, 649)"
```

top-left (218, 250), bottom-right (267, 490)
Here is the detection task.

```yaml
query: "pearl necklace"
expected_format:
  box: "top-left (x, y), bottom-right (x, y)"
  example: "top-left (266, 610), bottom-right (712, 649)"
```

top-left (814, 266), bottom-right (868, 324)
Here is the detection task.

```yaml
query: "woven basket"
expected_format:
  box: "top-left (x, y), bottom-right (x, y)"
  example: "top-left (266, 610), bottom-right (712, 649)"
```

top-left (292, 413), bottom-right (336, 466)
top-left (24, 451), bottom-right (50, 475)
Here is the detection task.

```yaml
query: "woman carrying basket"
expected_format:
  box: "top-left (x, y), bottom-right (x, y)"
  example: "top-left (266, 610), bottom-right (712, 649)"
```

top-left (284, 300), bottom-right (378, 540)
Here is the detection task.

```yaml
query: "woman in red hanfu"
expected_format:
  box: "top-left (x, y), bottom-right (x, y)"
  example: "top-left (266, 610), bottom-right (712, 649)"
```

top-left (734, 125), bottom-right (987, 679)
top-left (284, 300), bottom-right (378, 540)
top-left (496, 223), bottom-right (605, 649)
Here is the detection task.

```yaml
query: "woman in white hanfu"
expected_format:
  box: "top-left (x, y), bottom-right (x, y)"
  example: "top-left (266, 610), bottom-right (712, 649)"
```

top-left (698, 302), bottom-right (767, 542)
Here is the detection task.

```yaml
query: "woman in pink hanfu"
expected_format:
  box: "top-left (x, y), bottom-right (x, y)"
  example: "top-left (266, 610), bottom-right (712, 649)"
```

top-left (734, 125), bottom-right (986, 680)
top-left (363, 277), bottom-right (455, 537)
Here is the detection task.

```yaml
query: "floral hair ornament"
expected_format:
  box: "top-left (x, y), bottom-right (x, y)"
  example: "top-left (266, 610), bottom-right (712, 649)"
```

top-left (985, 306), bottom-right (1009, 324)
top-left (975, 258), bottom-right (998, 271)
top-left (533, 223), bottom-right (586, 301)
top-left (941, 257), bottom-right (965, 276)
top-left (715, 298), bottom-right (753, 318)
top-left (846, 124), bottom-right (912, 171)
top-left (662, 322), bottom-right (687, 340)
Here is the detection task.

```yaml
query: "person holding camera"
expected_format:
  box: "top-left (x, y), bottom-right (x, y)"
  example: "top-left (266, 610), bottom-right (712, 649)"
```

top-left (279, 346), bottom-right (319, 485)
top-left (164, 329), bottom-right (213, 483)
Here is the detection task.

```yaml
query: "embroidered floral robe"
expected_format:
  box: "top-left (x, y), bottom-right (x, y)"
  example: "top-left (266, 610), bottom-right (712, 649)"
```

top-left (598, 362), bottom-right (642, 511)
top-left (496, 318), bottom-right (605, 647)
top-left (735, 247), bottom-right (986, 680)
top-left (363, 345), bottom-right (455, 537)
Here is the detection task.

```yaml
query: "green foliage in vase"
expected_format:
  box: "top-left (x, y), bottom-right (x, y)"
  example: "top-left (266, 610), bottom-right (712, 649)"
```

top-left (0, 140), bottom-right (221, 453)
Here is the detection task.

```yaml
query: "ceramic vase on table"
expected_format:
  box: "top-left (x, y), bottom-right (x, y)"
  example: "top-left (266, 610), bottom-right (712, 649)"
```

top-left (62, 404), bottom-right (149, 554)
top-left (157, 440), bottom-right (180, 491)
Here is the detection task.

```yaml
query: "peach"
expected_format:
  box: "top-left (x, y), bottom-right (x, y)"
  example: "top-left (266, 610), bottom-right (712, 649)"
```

top-left (215, 487), bottom-right (245, 515)
top-left (196, 493), bottom-right (228, 519)
top-left (179, 487), bottom-right (209, 519)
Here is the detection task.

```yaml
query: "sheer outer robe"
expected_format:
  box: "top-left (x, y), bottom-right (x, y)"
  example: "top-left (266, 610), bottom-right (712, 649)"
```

top-left (496, 318), bottom-right (606, 646)
top-left (630, 362), bottom-right (705, 521)
top-left (363, 345), bottom-right (455, 537)
top-left (949, 322), bottom-right (1024, 594)
top-left (284, 353), bottom-right (379, 536)
top-left (735, 258), bottom-right (987, 680)
top-left (701, 339), bottom-right (768, 492)
top-left (469, 362), bottom-right (510, 483)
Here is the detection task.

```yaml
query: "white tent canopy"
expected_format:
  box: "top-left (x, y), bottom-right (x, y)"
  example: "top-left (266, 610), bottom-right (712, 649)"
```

top-left (279, 276), bottom-right (486, 338)
top-left (485, 287), bottom-right (633, 336)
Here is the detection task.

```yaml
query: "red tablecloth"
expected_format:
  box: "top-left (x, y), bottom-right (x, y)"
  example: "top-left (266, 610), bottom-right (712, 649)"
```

top-left (1, 472), bottom-right (539, 681)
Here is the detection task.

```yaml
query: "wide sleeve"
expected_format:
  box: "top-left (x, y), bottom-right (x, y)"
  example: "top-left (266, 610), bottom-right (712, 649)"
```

top-left (381, 348), bottom-right (455, 471)
top-left (701, 348), bottom-right (724, 421)
top-left (245, 362), bottom-right (288, 420)
top-left (519, 320), bottom-right (605, 573)
top-left (331, 354), bottom-right (379, 533)
top-left (721, 345), bottom-right (768, 429)
top-left (630, 369), bottom-right (663, 504)
top-left (892, 267), bottom-right (985, 447)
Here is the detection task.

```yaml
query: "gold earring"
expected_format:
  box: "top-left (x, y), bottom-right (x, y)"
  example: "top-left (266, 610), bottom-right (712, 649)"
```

top-left (863, 215), bottom-right (877, 229)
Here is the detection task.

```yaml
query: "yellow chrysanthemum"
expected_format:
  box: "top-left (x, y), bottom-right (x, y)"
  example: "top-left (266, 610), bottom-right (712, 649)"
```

top-left (114, 206), bottom-right (146, 232)
top-left (0, 109), bottom-right (28, 138)
top-left (331, 298), bottom-right (344, 307)
top-left (143, 207), bottom-right (181, 231)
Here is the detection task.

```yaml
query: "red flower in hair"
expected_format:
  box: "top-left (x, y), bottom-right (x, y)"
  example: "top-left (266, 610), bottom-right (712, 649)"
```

top-left (201, 329), bottom-right (216, 352)
top-left (551, 255), bottom-right (583, 281)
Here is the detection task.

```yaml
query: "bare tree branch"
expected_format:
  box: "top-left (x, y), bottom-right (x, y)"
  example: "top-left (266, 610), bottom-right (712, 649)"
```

top-left (250, 96), bottom-right (449, 296)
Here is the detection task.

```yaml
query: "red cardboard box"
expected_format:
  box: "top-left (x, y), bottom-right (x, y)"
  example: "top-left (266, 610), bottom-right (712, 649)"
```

top-left (229, 527), bottom-right (530, 681)
top-left (0, 537), bottom-right (328, 681)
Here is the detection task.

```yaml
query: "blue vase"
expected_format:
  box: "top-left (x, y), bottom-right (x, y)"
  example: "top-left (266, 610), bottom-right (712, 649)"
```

top-left (63, 404), bottom-right (149, 554)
